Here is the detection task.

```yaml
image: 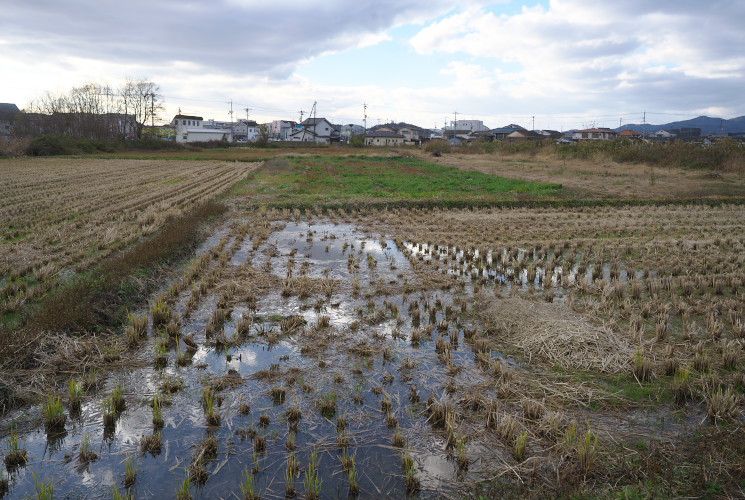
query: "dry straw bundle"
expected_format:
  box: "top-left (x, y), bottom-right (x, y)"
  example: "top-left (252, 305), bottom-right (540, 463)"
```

top-left (478, 295), bottom-right (634, 373)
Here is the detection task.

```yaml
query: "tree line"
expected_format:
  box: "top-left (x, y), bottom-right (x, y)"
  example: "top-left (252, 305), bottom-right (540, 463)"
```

top-left (15, 79), bottom-right (164, 140)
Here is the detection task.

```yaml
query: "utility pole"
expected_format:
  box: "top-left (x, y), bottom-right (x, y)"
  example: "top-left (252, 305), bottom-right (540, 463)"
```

top-left (245, 107), bottom-right (251, 121)
top-left (363, 103), bottom-right (367, 132)
top-left (620, 118), bottom-right (622, 130)
top-left (532, 115), bottom-right (535, 131)
top-left (150, 92), bottom-right (154, 130)
top-left (642, 111), bottom-right (646, 139)
top-left (228, 100), bottom-right (234, 123)
top-left (298, 110), bottom-right (304, 123)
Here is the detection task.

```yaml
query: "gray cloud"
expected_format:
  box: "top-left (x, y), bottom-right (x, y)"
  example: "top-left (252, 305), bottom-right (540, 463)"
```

top-left (1, 0), bottom-right (455, 78)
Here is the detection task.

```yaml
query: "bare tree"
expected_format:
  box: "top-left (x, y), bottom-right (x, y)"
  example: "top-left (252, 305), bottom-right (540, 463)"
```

top-left (121, 79), bottom-right (164, 139)
top-left (16, 79), bottom-right (163, 140)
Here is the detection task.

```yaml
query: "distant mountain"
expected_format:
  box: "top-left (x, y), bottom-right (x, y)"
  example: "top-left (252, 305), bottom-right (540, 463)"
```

top-left (615, 115), bottom-right (745, 135)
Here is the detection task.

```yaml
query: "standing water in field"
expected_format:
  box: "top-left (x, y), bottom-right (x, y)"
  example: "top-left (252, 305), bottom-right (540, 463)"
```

top-left (0, 218), bottom-right (515, 499)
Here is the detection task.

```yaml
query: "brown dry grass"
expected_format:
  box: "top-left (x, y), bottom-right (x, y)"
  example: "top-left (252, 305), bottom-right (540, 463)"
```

top-left (477, 295), bottom-right (634, 373)
top-left (411, 150), bottom-right (745, 199)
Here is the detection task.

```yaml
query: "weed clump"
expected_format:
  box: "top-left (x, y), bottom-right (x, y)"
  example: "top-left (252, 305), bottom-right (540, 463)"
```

top-left (42, 395), bottom-right (66, 432)
top-left (633, 350), bottom-right (653, 382)
top-left (4, 427), bottom-right (28, 468)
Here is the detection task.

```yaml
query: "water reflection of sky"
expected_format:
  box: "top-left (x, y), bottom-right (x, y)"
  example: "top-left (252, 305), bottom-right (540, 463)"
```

top-left (3, 217), bottom-right (663, 499)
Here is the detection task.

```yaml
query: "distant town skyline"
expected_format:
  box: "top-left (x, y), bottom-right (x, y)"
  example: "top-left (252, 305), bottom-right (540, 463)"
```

top-left (2, 1), bottom-right (744, 131)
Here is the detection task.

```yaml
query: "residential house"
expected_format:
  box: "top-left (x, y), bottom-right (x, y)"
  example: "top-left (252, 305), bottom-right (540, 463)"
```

top-left (491, 124), bottom-right (527, 140)
top-left (536, 130), bottom-right (563, 140)
top-left (653, 129), bottom-right (676, 139)
top-left (450, 119), bottom-right (488, 132)
top-left (443, 129), bottom-right (478, 145)
top-left (170, 114), bottom-right (231, 143)
top-left (270, 120), bottom-right (297, 141)
top-left (233, 120), bottom-right (259, 142)
top-left (506, 130), bottom-right (545, 141)
top-left (371, 122), bottom-right (428, 145)
top-left (471, 130), bottom-right (496, 141)
top-left (365, 131), bottom-right (404, 146)
top-left (618, 129), bottom-right (642, 139)
top-left (0, 103), bottom-right (20, 138)
top-left (572, 128), bottom-right (618, 141)
top-left (289, 117), bottom-right (334, 144)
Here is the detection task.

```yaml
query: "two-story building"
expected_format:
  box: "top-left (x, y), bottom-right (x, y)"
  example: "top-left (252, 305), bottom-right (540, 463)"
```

top-left (233, 120), bottom-right (259, 142)
top-left (572, 128), bottom-right (618, 141)
top-left (365, 130), bottom-right (404, 146)
top-left (369, 122), bottom-right (428, 145)
top-left (270, 120), bottom-right (297, 141)
top-left (289, 117), bottom-right (334, 144)
top-left (170, 114), bottom-right (231, 143)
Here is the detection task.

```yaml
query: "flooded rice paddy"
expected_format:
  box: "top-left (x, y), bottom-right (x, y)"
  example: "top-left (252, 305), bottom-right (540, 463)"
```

top-left (0, 211), bottom-right (738, 498)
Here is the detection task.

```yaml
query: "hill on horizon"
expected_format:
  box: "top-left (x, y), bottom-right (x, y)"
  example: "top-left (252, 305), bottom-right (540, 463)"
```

top-left (615, 115), bottom-right (745, 135)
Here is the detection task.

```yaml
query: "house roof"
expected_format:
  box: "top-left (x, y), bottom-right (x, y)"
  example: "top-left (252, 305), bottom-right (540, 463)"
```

top-left (369, 122), bottom-right (425, 133)
top-left (301, 117), bottom-right (330, 126)
top-left (507, 130), bottom-right (544, 139)
top-left (575, 128), bottom-right (616, 133)
top-left (619, 129), bottom-right (641, 136)
top-left (0, 103), bottom-right (20, 121)
top-left (491, 124), bottom-right (526, 134)
top-left (173, 114), bottom-right (204, 121)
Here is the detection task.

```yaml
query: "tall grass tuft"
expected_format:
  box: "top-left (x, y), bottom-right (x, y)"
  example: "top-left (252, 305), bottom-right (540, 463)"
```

top-left (176, 476), bottom-right (192, 500)
top-left (152, 395), bottom-right (164, 428)
top-left (303, 448), bottom-right (322, 500)
top-left (68, 378), bottom-right (83, 413)
top-left (706, 388), bottom-right (740, 423)
top-left (42, 395), bottom-right (66, 432)
top-left (240, 466), bottom-right (260, 500)
top-left (513, 432), bottom-right (528, 462)
top-left (402, 450), bottom-right (420, 493)
top-left (32, 472), bottom-right (54, 500)
top-left (4, 426), bottom-right (28, 468)
top-left (123, 454), bottom-right (137, 487)
top-left (633, 350), bottom-right (653, 382)
top-left (578, 424), bottom-right (599, 477)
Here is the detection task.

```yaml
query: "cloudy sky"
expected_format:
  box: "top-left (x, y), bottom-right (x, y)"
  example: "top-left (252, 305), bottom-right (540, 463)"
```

top-left (2, 0), bottom-right (744, 130)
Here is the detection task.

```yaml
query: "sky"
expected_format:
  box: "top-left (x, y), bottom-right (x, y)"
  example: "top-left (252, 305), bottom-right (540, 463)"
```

top-left (2, 0), bottom-right (744, 131)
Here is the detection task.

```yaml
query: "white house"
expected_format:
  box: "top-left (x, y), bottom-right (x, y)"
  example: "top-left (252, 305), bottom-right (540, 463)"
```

top-left (233, 120), bottom-right (259, 142)
top-left (572, 128), bottom-right (618, 141)
top-left (289, 117), bottom-right (334, 144)
top-left (365, 131), bottom-right (404, 146)
top-left (653, 129), bottom-right (676, 139)
top-left (449, 119), bottom-right (488, 132)
top-left (170, 114), bottom-right (231, 143)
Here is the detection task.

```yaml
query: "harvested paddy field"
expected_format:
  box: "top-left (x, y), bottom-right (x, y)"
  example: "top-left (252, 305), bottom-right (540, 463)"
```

top-left (423, 151), bottom-right (745, 199)
top-left (0, 158), bottom-right (258, 326)
top-left (0, 155), bottom-right (743, 499)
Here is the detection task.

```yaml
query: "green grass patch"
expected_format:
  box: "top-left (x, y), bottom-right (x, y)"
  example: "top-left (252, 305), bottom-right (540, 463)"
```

top-left (238, 155), bottom-right (561, 204)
